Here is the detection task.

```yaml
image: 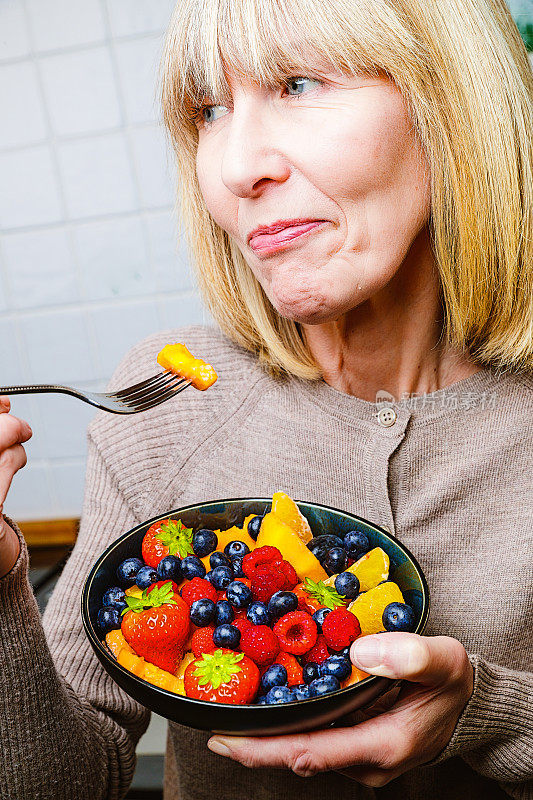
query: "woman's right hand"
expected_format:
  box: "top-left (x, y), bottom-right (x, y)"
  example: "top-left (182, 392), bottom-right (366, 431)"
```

top-left (0, 395), bottom-right (33, 579)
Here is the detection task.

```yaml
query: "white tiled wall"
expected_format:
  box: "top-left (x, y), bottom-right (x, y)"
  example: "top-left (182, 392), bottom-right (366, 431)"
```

top-left (0, 0), bottom-right (209, 522)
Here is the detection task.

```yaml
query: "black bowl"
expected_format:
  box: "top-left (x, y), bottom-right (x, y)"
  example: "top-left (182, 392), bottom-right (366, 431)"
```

top-left (82, 497), bottom-right (429, 736)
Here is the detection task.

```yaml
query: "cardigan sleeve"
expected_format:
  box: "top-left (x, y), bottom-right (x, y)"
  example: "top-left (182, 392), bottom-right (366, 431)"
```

top-left (425, 653), bottom-right (533, 798)
top-left (0, 434), bottom-right (150, 800)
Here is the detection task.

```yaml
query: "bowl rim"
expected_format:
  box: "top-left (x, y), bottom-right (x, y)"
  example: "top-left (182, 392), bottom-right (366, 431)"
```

top-left (82, 496), bottom-right (430, 711)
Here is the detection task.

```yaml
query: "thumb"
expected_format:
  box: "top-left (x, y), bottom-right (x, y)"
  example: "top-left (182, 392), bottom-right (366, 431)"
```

top-left (350, 633), bottom-right (467, 687)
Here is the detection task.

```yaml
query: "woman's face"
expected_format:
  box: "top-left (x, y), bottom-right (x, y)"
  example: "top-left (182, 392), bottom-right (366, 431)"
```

top-left (195, 67), bottom-right (431, 324)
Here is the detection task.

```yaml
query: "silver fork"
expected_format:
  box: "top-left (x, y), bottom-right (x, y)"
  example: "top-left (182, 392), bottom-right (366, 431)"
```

top-left (0, 372), bottom-right (191, 414)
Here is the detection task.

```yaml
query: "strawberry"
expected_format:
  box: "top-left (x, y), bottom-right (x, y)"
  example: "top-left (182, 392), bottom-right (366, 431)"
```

top-left (121, 580), bottom-right (190, 673)
top-left (142, 518), bottom-right (194, 568)
top-left (274, 652), bottom-right (304, 686)
top-left (301, 578), bottom-right (346, 610)
top-left (322, 607), bottom-right (361, 650)
top-left (184, 648), bottom-right (259, 704)
top-left (273, 611), bottom-right (318, 655)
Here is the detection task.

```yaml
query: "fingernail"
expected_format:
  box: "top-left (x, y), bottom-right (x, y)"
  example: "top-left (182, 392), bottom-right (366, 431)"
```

top-left (351, 637), bottom-right (383, 668)
top-left (207, 737), bottom-right (232, 757)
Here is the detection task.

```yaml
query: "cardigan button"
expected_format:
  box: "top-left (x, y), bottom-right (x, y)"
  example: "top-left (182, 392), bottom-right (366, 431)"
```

top-left (377, 407), bottom-right (397, 427)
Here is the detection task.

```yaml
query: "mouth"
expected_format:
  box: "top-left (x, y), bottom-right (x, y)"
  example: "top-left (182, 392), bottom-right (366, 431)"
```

top-left (247, 219), bottom-right (328, 254)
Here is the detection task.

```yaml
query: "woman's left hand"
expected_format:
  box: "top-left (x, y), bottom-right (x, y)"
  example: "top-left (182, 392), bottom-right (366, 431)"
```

top-left (207, 633), bottom-right (474, 787)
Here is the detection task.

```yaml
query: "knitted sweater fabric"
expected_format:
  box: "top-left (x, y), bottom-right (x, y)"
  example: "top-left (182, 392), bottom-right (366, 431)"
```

top-left (1, 325), bottom-right (532, 800)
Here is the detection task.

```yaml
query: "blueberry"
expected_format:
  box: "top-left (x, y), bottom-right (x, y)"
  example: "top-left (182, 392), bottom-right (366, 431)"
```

top-left (257, 695), bottom-right (268, 705)
top-left (102, 586), bottom-right (127, 612)
top-left (190, 598), bottom-right (216, 627)
top-left (260, 664), bottom-right (288, 693)
top-left (265, 686), bottom-right (294, 704)
top-left (213, 623), bottom-right (241, 649)
top-left (97, 607), bottom-right (122, 633)
top-left (334, 571), bottom-right (360, 599)
top-left (230, 556), bottom-right (245, 578)
top-left (302, 662), bottom-right (320, 684)
top-left (226, 580), bottom-right (252, 608)
top-left (208, 565), bottom-right (234, 591)
top-left (308, 535), bottom-right (344, 562)
top-left (192, 529), bottom-right (218, 557)
top-left (343, 530), bottom-right (371, 559)
top-left (215, 600), bottom-right (235, 625)
top-left (135, 565), bottom-right (158, 590)
top-left (210, 551), bottom-right (232, 569)
top-left (382, 602), bottom-right (417, 632)
top-left (319, 655), bottom-right (352, 682)
top-left (338, 646), bottom-right (351, 659)
top-left (312, 607), bottom-right (330, 633)
top-left (293, 684), bottom-right (311, 700)
top-left (224, 540), bottom-right (250, 559)
top-left (267, 591), bottom-right (298, 619)
top-left (156, 555), bottom-right (182, 583)
top-left (308, 675), bottom-right (341, 697)
top-left (323, 546), bottom-right (348, 575)
top-left (246, 601), bottom-right (271, 626)
top-left (247, 515), bottom-right (263, 541)
top-left (181, 556), bottom-right (206, 580)
top-left (116, 557), bottom-right (144, 587)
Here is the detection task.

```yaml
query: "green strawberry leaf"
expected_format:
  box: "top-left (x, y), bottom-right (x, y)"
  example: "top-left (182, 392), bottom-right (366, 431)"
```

top-left (156, 519), bottom-right (194, 558)
top-left (121, 580), bottom-right (178, 615)
top-left (192, 649), bottom-right (244, 690)
top-left (303, 577), bottom-right (346, 610)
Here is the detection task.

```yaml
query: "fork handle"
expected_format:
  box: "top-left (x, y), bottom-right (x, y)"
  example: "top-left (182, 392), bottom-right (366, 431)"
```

top-left (0, 385), bottom-right (76, 396)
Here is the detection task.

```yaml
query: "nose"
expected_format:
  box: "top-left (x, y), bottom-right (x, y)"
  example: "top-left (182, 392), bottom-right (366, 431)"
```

top-left (220, 98), bottom-right (290, 198)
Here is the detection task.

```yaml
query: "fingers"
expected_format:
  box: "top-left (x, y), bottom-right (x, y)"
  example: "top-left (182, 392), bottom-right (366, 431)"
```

top-left (350, 633), bottom-right (470, 687)
top-left (0, 444), bottom-right (28, 507)
top-left (0, 413), bottom-right (32, 509)
top-left (0, 396), bottom-right (11, 413)
top-left (207, 714), bottom-right (405, 776)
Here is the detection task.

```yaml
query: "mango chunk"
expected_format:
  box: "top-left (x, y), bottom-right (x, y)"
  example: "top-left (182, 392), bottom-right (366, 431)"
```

top-left (198, 515), bottom-right (257, 571)
top-left (342, 665), bottom-right (370, 687)
top-left (105, 629), bottom-right (135, 658)
top-left (157, 343), bottom-right (217, 390)
top-left (271, 491), bottom-right (313, 544)
top-left (175, 651), bottom-right (196, 696)
top-left (256, 512), bottom-right (327, 582)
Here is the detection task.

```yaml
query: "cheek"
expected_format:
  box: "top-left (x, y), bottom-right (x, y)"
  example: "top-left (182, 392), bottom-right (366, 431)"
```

top-left (196, 146), bottom-right (235, 229)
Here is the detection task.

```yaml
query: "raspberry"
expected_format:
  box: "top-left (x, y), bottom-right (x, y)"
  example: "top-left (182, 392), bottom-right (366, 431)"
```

top-left (273, 611), bottom-right (318, 656)
top-left (302, 634), bottom-right (330, 664)
top-left (242, 546), bottom-right (283, 578)
top-left (251, 563), bottom-right (287, 603)
top-left (181, 577), bottom-right (218, 606)
top-left (191, 625), bottom-right (215, 657)
top-left (240, 625), bottom-right (280, 666)
top-left (274, 651), bottom-right (304, 686)
top-left (322, 608), bottom-right (361, 650)
top-left (277, 560), bottom-right (298, 589)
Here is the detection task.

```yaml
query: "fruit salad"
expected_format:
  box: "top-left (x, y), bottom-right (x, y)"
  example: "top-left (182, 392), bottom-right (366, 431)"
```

top-left (97, 493), bottom-right (417, 706)
top-left (157, 343), bottom-right (217, 390)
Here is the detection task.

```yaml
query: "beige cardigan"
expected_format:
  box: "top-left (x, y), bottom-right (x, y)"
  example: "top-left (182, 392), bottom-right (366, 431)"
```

top-left (1, 325), bottom-right (532, 800)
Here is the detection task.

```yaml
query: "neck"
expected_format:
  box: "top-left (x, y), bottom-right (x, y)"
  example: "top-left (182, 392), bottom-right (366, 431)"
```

top-left (301, 238), bottom-right (482, 404)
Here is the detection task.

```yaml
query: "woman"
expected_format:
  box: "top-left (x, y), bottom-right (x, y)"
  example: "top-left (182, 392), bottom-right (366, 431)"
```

top-left (0, 0), bottom-right (531, 798)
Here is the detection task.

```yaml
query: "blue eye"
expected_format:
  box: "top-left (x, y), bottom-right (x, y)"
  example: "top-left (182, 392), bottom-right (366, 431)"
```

top-left (199, 104), bottom-right (229, 125)
top-left (285, 77), bottom-right (322, 96)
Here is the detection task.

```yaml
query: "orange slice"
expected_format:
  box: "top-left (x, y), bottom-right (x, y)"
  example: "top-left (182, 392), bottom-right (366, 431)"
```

top-left (347, 547), bottom-right (389, 592)
top-left (271, 491), bottom-right (313, 544)
top-left (157, 343), bottom-right (217, 390)
top-left (348, 581), bottom-right (404, 635)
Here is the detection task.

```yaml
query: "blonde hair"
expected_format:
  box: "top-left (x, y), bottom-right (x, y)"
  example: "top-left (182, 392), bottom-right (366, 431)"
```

top-left (161, 0), bottom-right (533, 379)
